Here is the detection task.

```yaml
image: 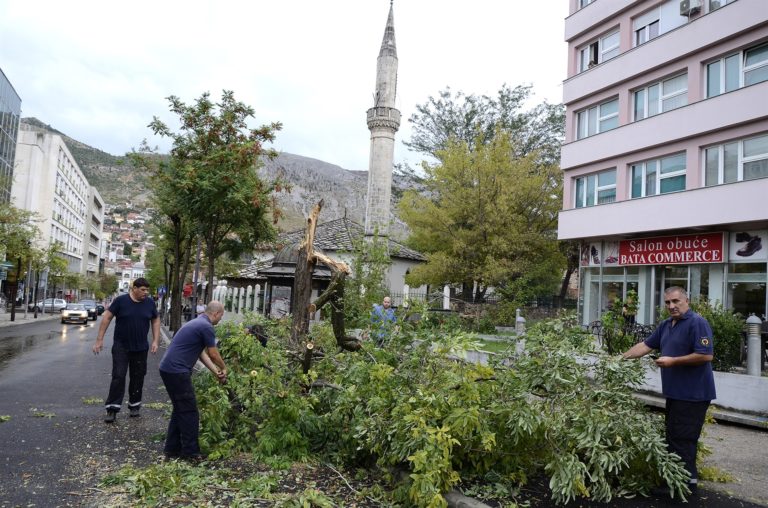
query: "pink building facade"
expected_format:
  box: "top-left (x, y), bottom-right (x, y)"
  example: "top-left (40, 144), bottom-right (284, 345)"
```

top-left (559, 0), bottom-right (768, 325)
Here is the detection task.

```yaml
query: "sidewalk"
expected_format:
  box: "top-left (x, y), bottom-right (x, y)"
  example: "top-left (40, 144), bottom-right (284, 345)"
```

top-left (0, 309), bottom-right (60, 328)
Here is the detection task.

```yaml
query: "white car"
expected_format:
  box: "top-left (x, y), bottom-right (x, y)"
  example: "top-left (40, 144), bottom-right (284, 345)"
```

top-left (61, 303), bottom-right (89, 324)
top-left (30, 298), bottom-right (67, 312)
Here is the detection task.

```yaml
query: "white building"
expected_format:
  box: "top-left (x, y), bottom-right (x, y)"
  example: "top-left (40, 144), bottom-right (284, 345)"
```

top-left (13, 127), bottom-right (90, 274)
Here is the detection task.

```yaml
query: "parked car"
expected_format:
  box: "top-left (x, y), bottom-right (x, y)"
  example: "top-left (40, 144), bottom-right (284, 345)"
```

top-left (61, 303), bottom-right (89, 324)
top-left (29, 298), bottom-right (67, 313)
top-left (78, 299), bottom-right (99, 321)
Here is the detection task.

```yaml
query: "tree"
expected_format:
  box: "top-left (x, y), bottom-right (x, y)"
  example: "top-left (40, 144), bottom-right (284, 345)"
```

top-left (123, 243), bottom-right (133, 256)
top-left (405, 84), bottom-right (564, 166)
top-left (399, 131), bottom-right (564, 304)
top-left (147, 91), bottom-right (283, 304)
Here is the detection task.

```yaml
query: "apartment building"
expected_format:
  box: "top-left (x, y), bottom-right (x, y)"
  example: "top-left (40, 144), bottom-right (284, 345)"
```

top-left (13, 126), bottom-right (90, 273)
top-left (84, 187), bottom-right (105, 277)
top-left (0, 68), bottom-right (21, 204)
top-left (559, 0), bottom-right (768, 325)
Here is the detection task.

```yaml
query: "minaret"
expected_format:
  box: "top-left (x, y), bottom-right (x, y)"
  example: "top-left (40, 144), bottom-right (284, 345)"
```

top-left (364, 1), bottom-right (400, 238)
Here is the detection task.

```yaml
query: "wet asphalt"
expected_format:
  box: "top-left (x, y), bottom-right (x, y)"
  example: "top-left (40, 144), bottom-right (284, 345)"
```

top-left (0, 316), bottom-right (766, 507)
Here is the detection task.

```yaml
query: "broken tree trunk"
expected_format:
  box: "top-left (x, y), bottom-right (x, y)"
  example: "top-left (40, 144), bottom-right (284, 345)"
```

top-left (290, 200), bottom-right (323, 350)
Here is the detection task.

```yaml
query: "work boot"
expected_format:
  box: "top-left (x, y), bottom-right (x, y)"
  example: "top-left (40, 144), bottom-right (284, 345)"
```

top-left (129, 407), bottom-right (141, 418)
top-left (104, 410), bottom-right (116, 423)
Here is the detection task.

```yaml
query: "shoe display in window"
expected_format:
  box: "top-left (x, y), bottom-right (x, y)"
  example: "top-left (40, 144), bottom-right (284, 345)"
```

top-left (735, 232), bottom-right (752, 242)
top-left (591, 246), bottom-right (600, 265)
top-left (736, 236), bottom-right (762, 257)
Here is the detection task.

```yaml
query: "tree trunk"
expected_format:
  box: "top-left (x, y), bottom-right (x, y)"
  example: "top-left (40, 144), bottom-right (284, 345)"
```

top-left (290, 201), bottom-right (323, 349)
top-left (313, 252), bottom-right (357, 351)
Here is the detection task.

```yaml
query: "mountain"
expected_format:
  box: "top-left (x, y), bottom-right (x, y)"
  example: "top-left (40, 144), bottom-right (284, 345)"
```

top-left (20, 118), bottom-right (415, 238)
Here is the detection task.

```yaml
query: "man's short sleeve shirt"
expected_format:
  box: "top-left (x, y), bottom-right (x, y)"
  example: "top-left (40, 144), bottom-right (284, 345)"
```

top-left (644, 310), bottom-right (716, 401)
top-left (108, 294), bottom-right (159, 351)
top-left (159, 314), bottom-right (217, 374)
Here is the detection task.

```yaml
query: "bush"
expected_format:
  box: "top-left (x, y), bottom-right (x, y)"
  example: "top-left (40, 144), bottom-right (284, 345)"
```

top-left (688, 299), bottom-right (744, 372)
top-left (194, 315), bottom-right (691, 506)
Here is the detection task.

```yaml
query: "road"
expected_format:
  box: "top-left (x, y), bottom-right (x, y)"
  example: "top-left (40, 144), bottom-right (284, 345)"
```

top-left (0, 318), bottom-right (766, 507)
top-left (0, 317), bottom-right (168, 507)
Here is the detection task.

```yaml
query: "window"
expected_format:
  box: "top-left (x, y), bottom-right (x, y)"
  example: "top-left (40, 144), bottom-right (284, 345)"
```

top-left (633, 74), bottom-right (688, 120)
top-left (705, 133), bottom-right (768, 186)
top-left (576, 98), bottom-right (618, 139)
top-left (578, 30), bottom-right (619, 72)
top-left (575, 169), bottom-right (616, 208)
top-left (707, 42), bottom-right (768, 97)
top-left (631, 153), bottom-right (686, 198)
top-left (580, 0), bottom-right (594, 7)
top-left (633, 9), bottom-right (660, 47)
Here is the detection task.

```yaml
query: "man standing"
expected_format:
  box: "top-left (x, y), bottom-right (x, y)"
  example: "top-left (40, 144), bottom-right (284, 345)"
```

top-left (159, 301), bottom-right (227, 461)
top-left (93, 278), bottom-right (160, 423)
top-left (622, 286), bottom-right (715, 495)
top-left (371, 296), bottom-right (396, 346)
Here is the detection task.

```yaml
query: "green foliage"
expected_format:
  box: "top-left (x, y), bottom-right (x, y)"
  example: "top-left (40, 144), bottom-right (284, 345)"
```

top-left (399, 131), bottom-right (564, 305)
top-left (343, 233), bottom-right (392, 328)
top-left (279, 488), bottom-right (335, 508)
top-left (0, 415), bottom-right (10, 423)
top-left (689, 299), bottom-right (744, 372)
top-left (192, 315), bottom-right (691, 506)
top-left (100, 461), bottom-right (279, 506)
top-left (600, 290), bottom-right (639, 354)
top-left (406, 84), bottom-right (565, 166)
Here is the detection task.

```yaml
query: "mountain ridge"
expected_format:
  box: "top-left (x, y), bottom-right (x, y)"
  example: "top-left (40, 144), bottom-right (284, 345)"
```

top-left (20, 117), bottom-right (412, 237)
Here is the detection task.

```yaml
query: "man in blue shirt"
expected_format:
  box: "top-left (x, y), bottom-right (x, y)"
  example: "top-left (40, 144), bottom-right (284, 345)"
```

top-left (623, 286), bottom-right (716, 495)
top-left (371, 296), bottom-right (396, 346)
top-left (159, 301), bottom-right (227, 461)
top-left (93, 278), bottom-right (160, 423)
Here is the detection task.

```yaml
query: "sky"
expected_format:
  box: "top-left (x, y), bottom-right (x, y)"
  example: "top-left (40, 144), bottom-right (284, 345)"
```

top-left (0, 1), bottom-right (568, 172)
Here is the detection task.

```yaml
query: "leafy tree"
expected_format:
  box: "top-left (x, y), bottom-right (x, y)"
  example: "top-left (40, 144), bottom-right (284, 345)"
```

top-left (123, 243), bottom-right (133, 256)
top-left (98, 273), bottom-right (118, 299)
top-left (405, 84), bottom-right (564, 166)
top-left (343, 233), bottom-right (392, 328)
top-left (147, 91), bottom-right (283, 304)
top-left (0, 200), bottom-right (39, 263)
top-left (399, 131), bottom-right (564, 304)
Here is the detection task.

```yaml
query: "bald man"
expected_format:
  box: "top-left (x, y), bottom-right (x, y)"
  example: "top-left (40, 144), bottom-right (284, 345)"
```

top-left (159, 301), bottom-right (228, 461)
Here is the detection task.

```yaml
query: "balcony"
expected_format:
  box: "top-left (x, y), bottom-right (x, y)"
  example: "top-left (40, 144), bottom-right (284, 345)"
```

top-left (563, 0), bottom-right (766, 104)
top-left (558, 176), bottom-right (768, 240)
top-left (561, 80), bottom-right (768, 170)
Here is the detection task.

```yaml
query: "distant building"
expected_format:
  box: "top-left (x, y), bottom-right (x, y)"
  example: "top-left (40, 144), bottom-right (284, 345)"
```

top-left (559, 0), bottom-right (768, 324)
top-left (13, 126), bottom-right (89, 274)
top-left (0, 68), bottom-right (21, 204)
top-left (83, 186), bottom-right (105, 277)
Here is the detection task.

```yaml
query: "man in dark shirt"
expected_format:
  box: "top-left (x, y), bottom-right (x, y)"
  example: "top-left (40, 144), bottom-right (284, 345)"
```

top-left (623, 286), bottom-right (716, 495)
top-left (159, 301), bottom-right (227, 461)
top-left (93, 278), bottom-right (160, 423)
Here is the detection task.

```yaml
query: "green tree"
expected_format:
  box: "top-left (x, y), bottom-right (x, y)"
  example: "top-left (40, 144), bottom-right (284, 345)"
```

top-left (122, 243), bottom-right (133, 256)
top-left (399, 131), bottom-right (564, 304)
top-left (343, 233), bottom-right (392, 327)
top-left (405, 84), bottom-right (564, 166)
top-left (99, 273), bottom-right (118, 298)
top-left (147, 91), bottom-right (282, 304)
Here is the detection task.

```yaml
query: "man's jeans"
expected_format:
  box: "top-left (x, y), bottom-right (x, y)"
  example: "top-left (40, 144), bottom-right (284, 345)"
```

top-left (105, 343), bottom-right (148, 412)
top-left (160, 370), bottom-right (201, 457)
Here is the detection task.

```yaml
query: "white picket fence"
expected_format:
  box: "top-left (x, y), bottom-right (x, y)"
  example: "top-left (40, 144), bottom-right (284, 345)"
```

top-left (211, 280), bottom-right (264, 316)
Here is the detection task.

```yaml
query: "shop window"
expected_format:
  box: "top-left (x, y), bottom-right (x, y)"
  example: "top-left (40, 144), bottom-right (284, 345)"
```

top-left (633, 74), bottom-right (688, 121)
top-left (727, 263), bottom-right (767, 318)
top-left (705, 133), bottom-right (768, 186)
top-left (707, 42), bottom-right (768, 98)
top-left (575, 169), bottom-right (616, 208)
top-left (576, 98), bottom-right (619, 139)
top-left (631, 153), bottom-right (686, 198)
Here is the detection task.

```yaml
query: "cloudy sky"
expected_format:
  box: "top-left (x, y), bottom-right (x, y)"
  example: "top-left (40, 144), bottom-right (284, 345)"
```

top-left (0, 1), bottom-right (568, 172)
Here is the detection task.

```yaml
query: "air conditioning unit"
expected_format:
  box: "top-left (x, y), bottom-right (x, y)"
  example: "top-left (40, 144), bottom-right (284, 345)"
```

top-left (680, 0), bottom-right (702, 16)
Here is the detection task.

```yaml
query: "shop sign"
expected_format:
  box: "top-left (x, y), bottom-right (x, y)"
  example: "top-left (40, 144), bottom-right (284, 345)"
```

top-left (618, 232), bottom-right (724, 266)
